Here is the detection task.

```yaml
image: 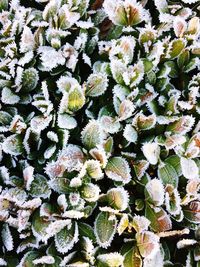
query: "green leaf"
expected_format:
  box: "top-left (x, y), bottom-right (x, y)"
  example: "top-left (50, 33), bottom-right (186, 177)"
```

top-left (18, 251), bottom-right (39, 267)
top-left (0, 111), bottom-right (12, 126)
top-left (32, 210), bottom-right (51, 242)
top-left (107, 25), bottom-right (123, 41)
top-left (158, 162), bottom-right (178, 188)
top-left (29, 174), bottom-right (51, 199)
top-left (86, 73), bottom-right (108, 97)
top-left (68, 86), bottom-right (85, 112)
top-left (0, 0), bottom-right (8, 11)
top-left (164, 156), bottom-right (182, 177)
top-left (97, 253), bottom-right (124, 267)
top-left (105, 157), bottom-right (131, 184)
top-left (107, 187), bottom-right (129, 211)
top-left (22, 68), bottom-right (39, 92)
top-left (94, 211), bottom-right (117, 248)
top-left (145, 205), bottom-right (172, 232)
top-left (2, 134), bottom-right (23, 156)
top-left (81, 120), bottom-right (103, 150)
top-left (183, 201), bottom-right (200, 224)
top-left (78, 222), bottom-right (96, 241)
top-left (57, 114), bottom-right (77, 129)
top-left (177, 49), bottom-right (190, 68)
top-left (123, 246), bottom-right (142, 267)
top-left (55, 221), bottom-right (79, 254)
top-left (169, 39), bottom-right (186, 59)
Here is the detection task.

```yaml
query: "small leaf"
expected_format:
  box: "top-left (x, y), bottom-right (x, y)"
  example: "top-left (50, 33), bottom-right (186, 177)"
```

top-left (29, 174), bottom-right (51, 199)
top-left (17, 251), bottom-right (39, 267)
top-left (123, 125), bottom-right (138, 143)
top-left (142, 142), bottom-right (160, 165)
top-left (165, 155), bottom-right (182, 177)
top-left (107, 187), bottom-right (129, 211)
top-left (55, 221), bottom-right (79, 254)
top-left (68, 86), bottom-right (85, 112)
top-left (145, 205), bottom-right (172, 232)
top-left (78, 222), bottom-right (96, 242)
top-left (94, 211), bottom-right (117, 248)
top-left (81, 120), bottom-right (103, 150)
top-left (86, 73), bottom-right (108, 97)
top-left (32, 210), bottom-right (51, 242)
top-left (123, 246), bottom-right (142, 267)
top-left (1, 87), bottom-right (20, 104)
top-left (97, 252), bottom-right (124, 267)
top-left (110, 60), bottom-right (127, 84)
top-left (183, 201), bottom-right (200, 224)
top-left (85, 160), bottom-right (104, 180)
top-left (105, 157), bottom-right (131, 184)
top-left (136, 231), bottom-right (160, 259)
top-left (145, 179), bottom-right (165, 206)
top-left (158, 162), bottom-right (179, 188)
top-left (57, 114), bottom-right (77, 129)
top-left (1, 223), bottom-right (13, 251)
top-left (117, 214), bottom-right (129, 235)
top-left (180, 157), bottom-right (199, 180)
top-left (22, 68), bottom-right (39, 92)
top-left (177, 49), bottom-right (190, 68)
top-left (81, 183), bottom-right (100, 202)
top-left (168, 39), bottom-right (186, 59)
top-left (2, 134), bottom-right (23, 156)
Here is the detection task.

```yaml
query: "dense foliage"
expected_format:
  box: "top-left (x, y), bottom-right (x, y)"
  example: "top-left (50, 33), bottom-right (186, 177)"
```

top-left (0, 0), bottom-right (200, 266)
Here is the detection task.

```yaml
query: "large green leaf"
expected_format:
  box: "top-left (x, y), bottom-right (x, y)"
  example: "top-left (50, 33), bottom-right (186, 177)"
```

top-left (94, 211), bottom-right (117, 248)
top-left (29, 174), bottom-right (51, 199)
top-left (55, 221), bottom-right (79, 254)
top-left (145, 205), bottom-right (172, 232)
top-left (123, 246), bottom-right (142, 267)
top-left (158, 162), bottom-right (178, 188)
top-left (105, 157), bottom-right (131, 184)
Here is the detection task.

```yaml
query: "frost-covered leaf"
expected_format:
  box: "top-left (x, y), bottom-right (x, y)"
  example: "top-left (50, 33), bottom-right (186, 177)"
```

top-left (142, 142), bottom-right (160, 165)
top-left (32, 210), bottom-right (51, 242)
top-left (86, 73), bottom-right (108, 97)
top-left (2, 134), bottom-right (23, 156)
top-left (183, 201), bottom-right (200, 224)
top-left (180, 157), bottom-right (199, 179)
top-left (158, 162), bottom-right (179, 188)
top-left (29, 174), bottom-right (51, 199)
top-left (134, 113), bottom-right (156, 131)
top-left (97, 252), bottom-right (124, 267)
top-left (57, 114), bottom-right (77, 129)
top-left (81, 183), bottom-right (100, 202)
top-left (123, 246), bottom-right (142, 267)
top-left (103, 0), bottom-right (149, 26)
top-left (136, 231), bottom-right (160, 259)
top-left (123, 124), bottom-right (138, 143)
top-left (131, 215), bottom-right (150, 233)
top-left (22, 68), bottom-right (39, 92)
top-left (165, 185), bottom-right (181, 216)
top-left (1, 87), bottom-right (20, 104)
top-left (81, 120), bottom-right (104, 150)
top-left (107, 187), bottom-right (129, 211)
top-left (17, 251), bottom-right (39, 267)
top-left (168, 39), bottom-right (186, 59)
top-left (145, 179), bottom-right (165, 206)
top-left (55, 221), bottom-right (79, 254)
top-left (145, 205), bottom-right (172, 232)
top-left (85, 160), bottom-right (104, 180)
top-left (105, 157), bottom-right (131, 184)
top-left (1, 223), bottom-right (13, 251)
top-left (94, 211), bottom-right (117, 248)
top-left (117, 214), bottom-right (129, 235)
top-left (68, 86), bottom-right (85, 112)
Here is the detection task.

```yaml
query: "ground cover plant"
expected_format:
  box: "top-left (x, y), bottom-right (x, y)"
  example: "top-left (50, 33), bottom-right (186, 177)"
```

top-left (0, 0), bottom-right (200, 266)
